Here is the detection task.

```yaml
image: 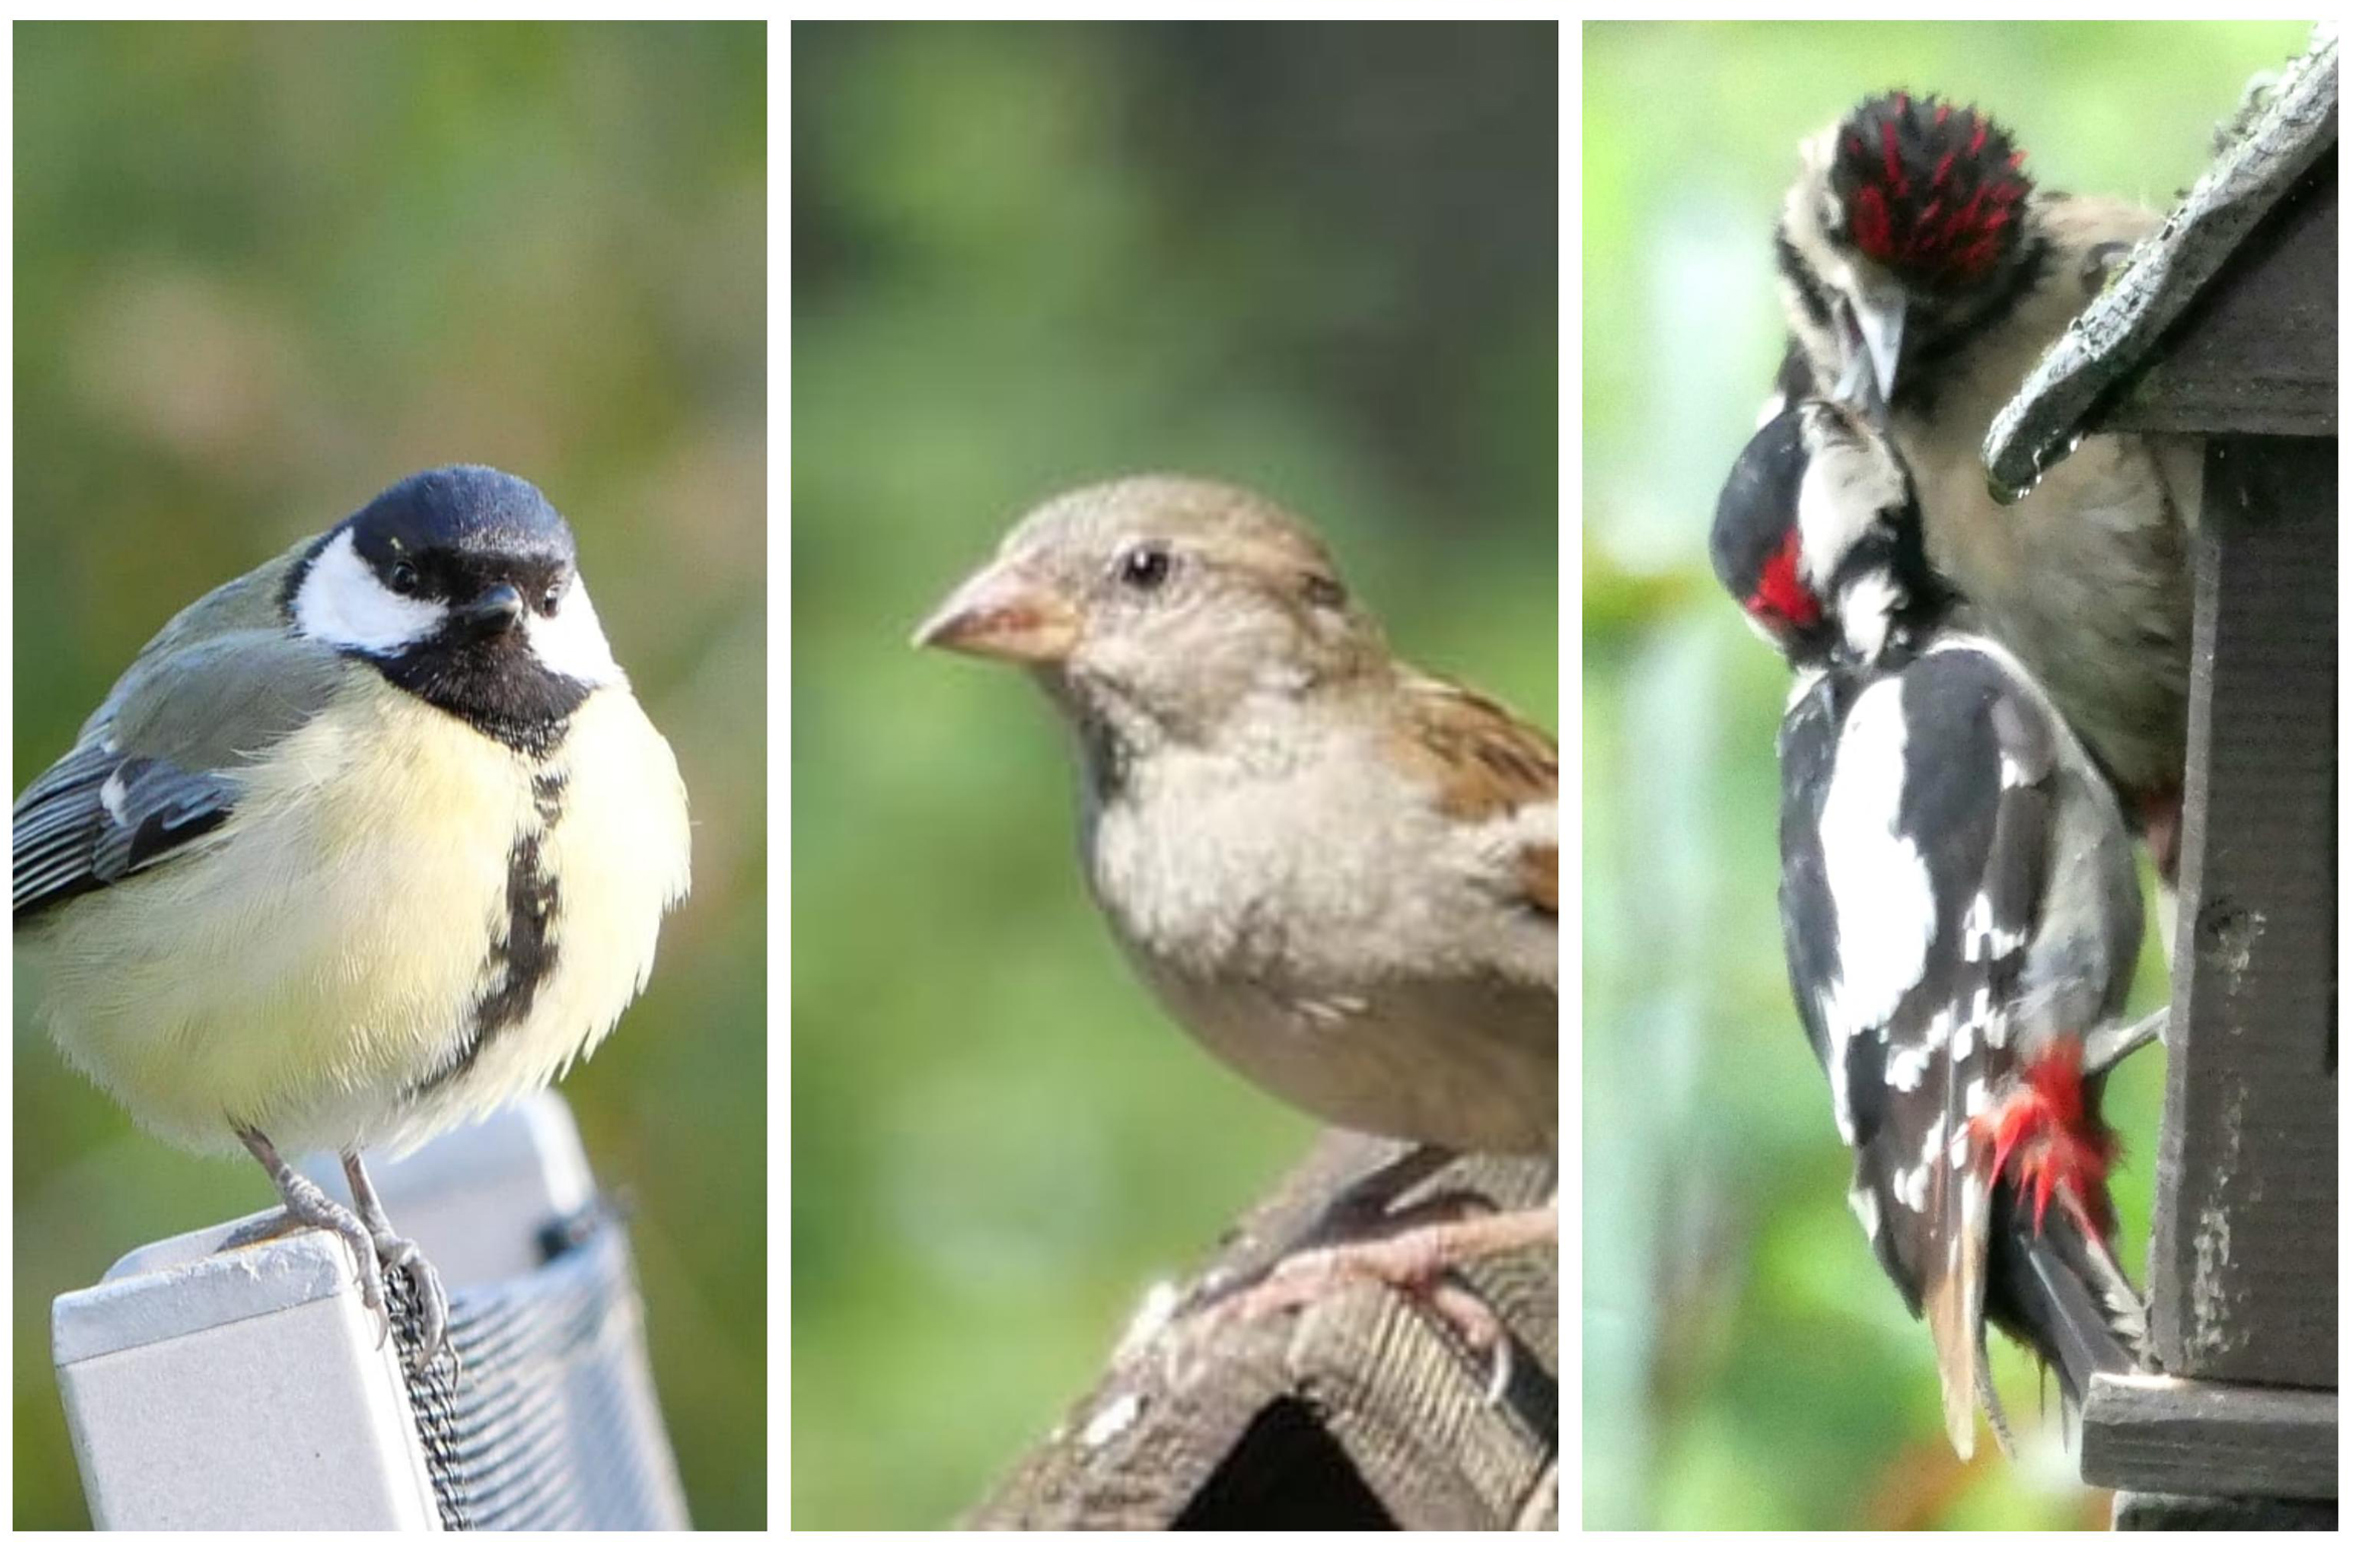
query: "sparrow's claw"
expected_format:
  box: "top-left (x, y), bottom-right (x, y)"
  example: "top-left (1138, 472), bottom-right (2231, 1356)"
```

top-left (1183, 1197), bottom-right (1553, 1399)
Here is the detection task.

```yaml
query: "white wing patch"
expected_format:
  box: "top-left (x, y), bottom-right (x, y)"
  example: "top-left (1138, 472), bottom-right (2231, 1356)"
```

top-left (98, 769), bottom-right (131, 825)
top-left (1847, 1182), bottom-right (1882, 1241)
top-left (291, 529), bottom-right (447, 652)
top-left (1825, 1017), bottom-right (1862, 1144)
top-left (1960, 891), bottom-right (2027, 963)
top-left (1818, 678), bottom-right (1935, 1040)
top-left (1884, 1005), bottom-right (1951, 1093)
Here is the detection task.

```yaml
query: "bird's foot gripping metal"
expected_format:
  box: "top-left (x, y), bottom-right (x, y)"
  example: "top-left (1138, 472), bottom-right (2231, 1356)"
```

top-left (237, 1126), bottom-right (393, 1341)
top-left (231, 1127), bottom-right (456, 1379)
top-left (2082, 1006), bottom-right (2166, 1077)
top-left (343, 1151), bottom-right (455, 1378)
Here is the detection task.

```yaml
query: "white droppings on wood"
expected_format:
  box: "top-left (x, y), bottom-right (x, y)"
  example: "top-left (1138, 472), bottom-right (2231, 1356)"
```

top-left (1081, 1392), bottom-right (1144, 1451)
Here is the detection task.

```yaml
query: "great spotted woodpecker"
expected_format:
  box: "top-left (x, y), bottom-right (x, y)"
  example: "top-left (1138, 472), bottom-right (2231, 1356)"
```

top-left (1712, 398), bottom-right (2150, 1458)
top-left (1771, 91), bottom-right (2198, 896)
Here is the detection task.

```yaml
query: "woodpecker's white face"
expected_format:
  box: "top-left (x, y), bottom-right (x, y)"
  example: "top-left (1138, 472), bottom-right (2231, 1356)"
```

top-left (1793, 401), bottom-right (1914, 592)
top-left (286, 465), bottom-right (626, 753)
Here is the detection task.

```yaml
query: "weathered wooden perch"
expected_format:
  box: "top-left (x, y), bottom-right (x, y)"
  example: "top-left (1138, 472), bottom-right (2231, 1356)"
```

top-left (1984, 27), bottom-right (2338, 1530)
top-left (966, 1132), bottom-right (1557, 1530)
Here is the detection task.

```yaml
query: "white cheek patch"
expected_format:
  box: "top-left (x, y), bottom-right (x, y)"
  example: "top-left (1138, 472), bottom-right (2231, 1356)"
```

top-left (1795, 433), bottom-right (1911, 592)
top-left (292, 529), bottom-right (447, 652)
top-left (524, 575), bottom-right (623, 685)
top-left (1837, 573), bottom-right (1901, 660)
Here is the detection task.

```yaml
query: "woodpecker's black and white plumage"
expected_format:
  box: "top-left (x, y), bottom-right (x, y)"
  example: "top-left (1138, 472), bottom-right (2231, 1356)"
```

top-left (1772, 92), bottom-right (2198, 892)
top-left (1713, 399), bottom-right (2149, 1458)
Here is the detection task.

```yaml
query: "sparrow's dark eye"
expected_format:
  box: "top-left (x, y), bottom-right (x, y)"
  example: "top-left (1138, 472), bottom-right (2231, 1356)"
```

top-left (1115, 542), bottom-right (1173, 592)
top-left (388, 561), bottom-right (421, 596)
top-left (542, 580), bottom-right (566, 615)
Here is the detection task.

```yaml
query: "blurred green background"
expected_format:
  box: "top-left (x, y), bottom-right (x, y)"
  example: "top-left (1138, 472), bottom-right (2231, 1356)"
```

top-left (792, 21), bottom-right (1555, 1529)
top-left (13, 22), bottom-right (764, 1529)
top-left (1581, 19), bottom-right (2313, 1532)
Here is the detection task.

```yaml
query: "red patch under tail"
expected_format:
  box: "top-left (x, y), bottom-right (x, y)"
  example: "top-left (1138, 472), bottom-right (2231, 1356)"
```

top-left (1969, 1038), bottom-right (2120, 1243)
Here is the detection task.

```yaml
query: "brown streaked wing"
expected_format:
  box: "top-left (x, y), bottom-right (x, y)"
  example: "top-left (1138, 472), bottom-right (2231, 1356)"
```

top-left (1389, 673), bottom-right (1557, 919)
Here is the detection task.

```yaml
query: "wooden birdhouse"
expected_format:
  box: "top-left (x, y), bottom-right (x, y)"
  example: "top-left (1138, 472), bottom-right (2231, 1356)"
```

top-left (1984, 26), bottom-right (2337, 1531)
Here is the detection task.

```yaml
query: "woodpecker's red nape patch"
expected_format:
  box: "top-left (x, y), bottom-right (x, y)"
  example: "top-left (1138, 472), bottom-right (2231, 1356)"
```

top-left (1830, 92), bottom-right (2032, 285)
top-left (1746, 527), bottom-right (1822, 632)
top-left (1969, 1037), bottom-right (2120, 1242)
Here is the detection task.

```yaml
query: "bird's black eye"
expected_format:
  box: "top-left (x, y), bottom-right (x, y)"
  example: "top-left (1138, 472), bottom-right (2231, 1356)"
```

top-left (542, 580), bottom-right (566, 615)
top-left (1301, 572), bottom-right (1346, 610)
top-left (388, 561), bottom-right (421, 596)
top-left (1115, 542), bottom-right (1173, 592)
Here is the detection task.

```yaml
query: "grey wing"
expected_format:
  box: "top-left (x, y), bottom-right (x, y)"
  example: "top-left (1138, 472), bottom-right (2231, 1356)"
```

top-left (14, 621), bottom-right (347, 923)
top-left (13, 738), bottom-right (241, 917)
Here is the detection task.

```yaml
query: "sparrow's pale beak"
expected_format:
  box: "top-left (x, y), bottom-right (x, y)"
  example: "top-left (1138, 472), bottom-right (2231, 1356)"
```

top-left (1832, 269), bottom-right (1905, 420)
top-left (912, 562), bottom-right (1081, 663)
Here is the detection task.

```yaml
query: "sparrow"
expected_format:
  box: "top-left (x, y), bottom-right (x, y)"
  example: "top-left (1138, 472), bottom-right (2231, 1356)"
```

top-left (915, 474), bottom-right (1556, 1368)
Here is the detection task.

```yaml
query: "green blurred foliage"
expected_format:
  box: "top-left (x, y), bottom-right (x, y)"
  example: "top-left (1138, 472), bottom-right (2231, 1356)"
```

top-left (793, 21), bottom-right (1555, 1530)
top-left (1581, 19), bottom-right (2313, 1532)
top-left (13, 22), bottom-right (764, 1529)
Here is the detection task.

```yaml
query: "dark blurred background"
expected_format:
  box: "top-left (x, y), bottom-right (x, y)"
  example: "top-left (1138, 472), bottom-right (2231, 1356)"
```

top-left (792, 20), bottom-right (1555, 1529)
top-left (13, 22), bottom-right (765, 1529)
top-left (1580, 19), bottom-right (2314, 1532)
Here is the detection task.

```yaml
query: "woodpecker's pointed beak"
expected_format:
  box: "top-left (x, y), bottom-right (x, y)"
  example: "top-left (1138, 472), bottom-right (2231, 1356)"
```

top-left (1833, 272), bottom-right (1906, 421)
top-left (912, 559), bottom-right (1082, 663)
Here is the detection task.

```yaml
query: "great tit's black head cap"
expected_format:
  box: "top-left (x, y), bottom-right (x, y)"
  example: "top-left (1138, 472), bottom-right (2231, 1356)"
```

top-left (349, 465), bottom-right (577, 569)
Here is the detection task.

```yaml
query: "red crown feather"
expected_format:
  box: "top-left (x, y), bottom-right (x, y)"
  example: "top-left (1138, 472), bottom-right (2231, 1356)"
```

top-left (1830, 91), bottom-right (2032, 286)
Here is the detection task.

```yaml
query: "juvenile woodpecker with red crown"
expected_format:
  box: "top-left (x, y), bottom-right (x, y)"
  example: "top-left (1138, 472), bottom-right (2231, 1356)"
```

top-left (1772, 92), bottom-right (2197, 898)
top-left (1712, 398), bottom-right (2150, 1457)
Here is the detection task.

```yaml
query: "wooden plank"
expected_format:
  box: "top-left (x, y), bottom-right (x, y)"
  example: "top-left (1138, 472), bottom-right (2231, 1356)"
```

top-left (1984, 29), bottom-right (2338, 486)
top-left (966, 1133), bottom-right (1556, 1529)
top-left (2110, 154), bottom-right (2338, 437)
top-left (2152, 434), bottom-right (2338, 1389)
top-left (2081, 1372), bottom-right (2337, 1501)
top-left (2114, 1492), bottom-right (2338, 1530)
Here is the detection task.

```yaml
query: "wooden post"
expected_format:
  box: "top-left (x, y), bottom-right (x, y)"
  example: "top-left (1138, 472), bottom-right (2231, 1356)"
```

top-left (1983, 43), bottom-right (2339, 1522)
top-left (967, 1133), bottom-right (1557, 1530)
top-left (2151, 433), bottom-right (2337, 1389)
top-left (2077, 146), bottom-right (2338, 1532)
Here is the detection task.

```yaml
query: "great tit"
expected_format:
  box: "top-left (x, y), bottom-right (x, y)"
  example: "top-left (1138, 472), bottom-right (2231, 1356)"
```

top-left (14, 465), bottom-right (692, 1365)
